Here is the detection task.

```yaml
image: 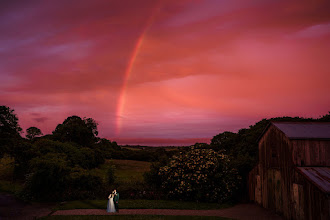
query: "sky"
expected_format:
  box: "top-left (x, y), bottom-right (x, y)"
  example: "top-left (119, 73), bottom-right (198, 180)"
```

top-left (1, 0), bottom-right (330, 146)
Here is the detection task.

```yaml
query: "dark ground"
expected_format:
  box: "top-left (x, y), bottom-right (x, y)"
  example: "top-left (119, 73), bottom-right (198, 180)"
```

top-left (0, 193), bottom-right (53, 219)
top-left (0, 193), bottom-right (283, 220)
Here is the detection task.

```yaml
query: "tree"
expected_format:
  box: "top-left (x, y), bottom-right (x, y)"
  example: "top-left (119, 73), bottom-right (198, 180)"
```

top-left (319, 112), bottom-right (330, 121)
top-left (52, 116), bottom-right (98, 146)
top-left (0, 106), bottom-right (22, 136)
top-left (210, 114), bottom-right (330, 200)
top-left (211, 131), bottom-right (237, 152)
top-left (23, 152), bottom-right (71, 201)
top-left (26, 127), bottom-right (43, 140)
top-left (0, 106), bottom-right (22, 158)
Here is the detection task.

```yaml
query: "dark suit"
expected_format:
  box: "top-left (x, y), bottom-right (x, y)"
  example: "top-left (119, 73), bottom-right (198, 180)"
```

top-left (113, 193), bottom-right (119, 212)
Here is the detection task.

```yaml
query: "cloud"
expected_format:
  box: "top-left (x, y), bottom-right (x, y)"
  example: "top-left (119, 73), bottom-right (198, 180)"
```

top-left (1, 0), bottom-right (329, 144)
top-left (32, 117), bottom-right (49, 123)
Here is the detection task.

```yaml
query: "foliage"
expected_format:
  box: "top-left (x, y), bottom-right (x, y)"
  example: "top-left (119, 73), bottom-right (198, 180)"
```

top-left (20, 139), bottom-right (106, 201)
top-left (210, 114), bottom-right (330, 200)
top-left (31, 139), bottom-right (104, 169)
top-left (0, 106), bottom-right (22, 158)
top-left (95, 138), bottom-right (120, 158)
top-left (26, 126), bottom-right (43, 140)
top-left (22, 153), bottom-right (71, 201)
top-left (11, 141), bottom-right (34, 179)
top-left (157, 146), bottom-right (241, 202)
top-left (107, 164), bottom-right (116, 185)
top-left (21, 151), bottom-right (106, 201)
top-left (52, 116), bottom-right (98, 146)
top-left (144, 153), bottom-right (169, 191)
top-left (68, 168), bottom-right (105, 200)
top-left (211, 114), bottom-right (330, 175)
top-left (319, 111), bottom-right (330, 121)
top-left (0, 105), bottom-right (22, 136)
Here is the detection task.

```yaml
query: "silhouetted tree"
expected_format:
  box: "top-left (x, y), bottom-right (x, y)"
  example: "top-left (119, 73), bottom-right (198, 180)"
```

top-left (26, 127), bottom-right (43, 140)
top-left (52, 116), bottom-right (98, 146)
top-left (319, 111), bottom-right (330, 121)
top-left (0, 105), bottom-right (22, 158)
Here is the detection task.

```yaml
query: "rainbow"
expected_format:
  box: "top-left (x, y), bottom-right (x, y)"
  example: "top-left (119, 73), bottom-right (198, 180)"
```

top-left (115, 3), bottom-right (161, 136)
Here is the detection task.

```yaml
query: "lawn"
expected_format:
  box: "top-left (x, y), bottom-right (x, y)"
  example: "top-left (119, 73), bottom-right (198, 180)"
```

top-left (0, 155), bottom-right (14, 180)
top-left (91, 159), bottom-right (151, 183)
top-left (55, 200), bottom-right (232, 211)
top-left (0, 158), bottom-right (151, 194)
top-left (0, 180), bottom-right (23, 194)
top-left (41, 215), bottom-right (232, 220)
top-left (0, 155), bottom-right (23, 194)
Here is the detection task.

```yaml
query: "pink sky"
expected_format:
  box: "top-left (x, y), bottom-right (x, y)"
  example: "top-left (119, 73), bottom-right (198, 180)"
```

top-left (1, 0), bottom-right (329, 146)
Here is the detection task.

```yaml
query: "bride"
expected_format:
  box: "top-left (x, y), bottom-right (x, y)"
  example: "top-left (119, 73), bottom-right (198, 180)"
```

top-left (107, 191), bottom-right (116, 213)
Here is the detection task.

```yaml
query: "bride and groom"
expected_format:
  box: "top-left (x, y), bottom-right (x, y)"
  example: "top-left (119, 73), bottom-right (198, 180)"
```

top-left (107, 189), bottom-right (119, 213)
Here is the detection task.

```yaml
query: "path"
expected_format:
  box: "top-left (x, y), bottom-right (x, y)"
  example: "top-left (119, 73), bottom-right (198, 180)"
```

top-left (53, 204), bottom-right (284, 220)
top-left (0, 192), bottom-right (283, 220)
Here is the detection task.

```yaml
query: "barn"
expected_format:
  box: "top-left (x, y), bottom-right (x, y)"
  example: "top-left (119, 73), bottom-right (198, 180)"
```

top-left (248, 122), bottom-right (330, 220)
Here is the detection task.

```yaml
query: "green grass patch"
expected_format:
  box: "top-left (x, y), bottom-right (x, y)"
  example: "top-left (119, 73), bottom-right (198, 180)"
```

top-left (91, 160), bottom-right (151, 183)
top-left (41, 215), bottom-right (233, 220)
top-left (0, 155), bottom-right (23, 194)
top-left (0, 180), bottom-right (23, 194)
top-left (121, 147), bottom-right (142, 151)
top-left (55, 199), bottom-right (232, 211)
top-left (0, 155), bottom-right (14, 180)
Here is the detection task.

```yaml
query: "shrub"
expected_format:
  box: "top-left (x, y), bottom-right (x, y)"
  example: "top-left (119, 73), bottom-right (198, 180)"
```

top-left (68, 169), bottom-right (105, 200)
top-left (158, 146), bottom-right (241, 203)
top-left (107, 164), bottom-right (116, 185)
top-left (22, 153), bottom-right (71, 201)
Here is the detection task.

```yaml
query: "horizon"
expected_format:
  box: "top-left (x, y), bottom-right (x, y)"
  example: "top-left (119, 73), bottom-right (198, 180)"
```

top-left (12, 111), bottom-right (329, 146)
top-left (1, 0), bottom-right (330, 146)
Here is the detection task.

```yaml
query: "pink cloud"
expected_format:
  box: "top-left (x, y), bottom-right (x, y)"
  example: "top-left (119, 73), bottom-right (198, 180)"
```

top-left (1, 0), bottom-right (329, 145)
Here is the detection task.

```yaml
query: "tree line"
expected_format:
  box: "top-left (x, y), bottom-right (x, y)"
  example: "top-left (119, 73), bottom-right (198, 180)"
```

top-left (1, 105), bottom-right (329, 202)
top-left (0, 105), bottom-right (175, 201)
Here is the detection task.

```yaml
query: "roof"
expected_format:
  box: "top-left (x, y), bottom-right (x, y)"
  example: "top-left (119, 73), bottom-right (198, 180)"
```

top-left (296, 167), bottom-right (330, 194)
top-left (272, 122), bottom-right (330, 140)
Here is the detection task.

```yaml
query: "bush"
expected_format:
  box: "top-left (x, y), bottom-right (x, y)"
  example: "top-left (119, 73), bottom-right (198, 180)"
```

top-left (68, 169), bottom-right (105, 200)
top-left (107, 164), bottom-right (116, 185)
top-left (22, 153), bottom-right (71, 201)
top-left (158, 146), bottom-right (241, 203)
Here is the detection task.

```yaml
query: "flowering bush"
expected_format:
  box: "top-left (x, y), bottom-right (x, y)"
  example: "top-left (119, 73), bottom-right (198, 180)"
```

top-left (158, 146), bottom-right (241, 202)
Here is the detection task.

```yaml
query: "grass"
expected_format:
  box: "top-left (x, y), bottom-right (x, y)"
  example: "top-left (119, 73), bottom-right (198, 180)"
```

top-left (112, 160), bottom-right (150, 182)
top-left (121, 147), bottom-right (142, 151)
top-left (41, 215), bottom-right (233, 220)
top-left (0, 158), bottom-right (151, 194)
top-left (91, 159), bottom-right (151, 183)
top-left (0, 155), bottom-right (23, 194)
top-left (0, 180), bottom-right (23, 194)
top-left (55, 199), bottom-right (232, 211)
top-left (0, 155), bottom-right (14, 179)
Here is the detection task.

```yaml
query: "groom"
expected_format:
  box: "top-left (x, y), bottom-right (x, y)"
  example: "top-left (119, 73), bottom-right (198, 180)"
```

top-left (113, 189), bottom-right (119, 212)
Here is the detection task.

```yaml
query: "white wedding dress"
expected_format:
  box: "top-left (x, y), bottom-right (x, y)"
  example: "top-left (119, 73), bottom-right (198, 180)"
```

top-left (107, 194), bottom-right (116, 213)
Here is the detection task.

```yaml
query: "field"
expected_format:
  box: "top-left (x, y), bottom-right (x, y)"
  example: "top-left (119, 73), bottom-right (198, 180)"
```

top-left (0, 156), bottom-right (23, 193)
top-left (0, 155), bottom-right (14, 180)
top-left (91, 159), bottom-right (151, 183)
top-left (0, 156), bottom-right (151, 194)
